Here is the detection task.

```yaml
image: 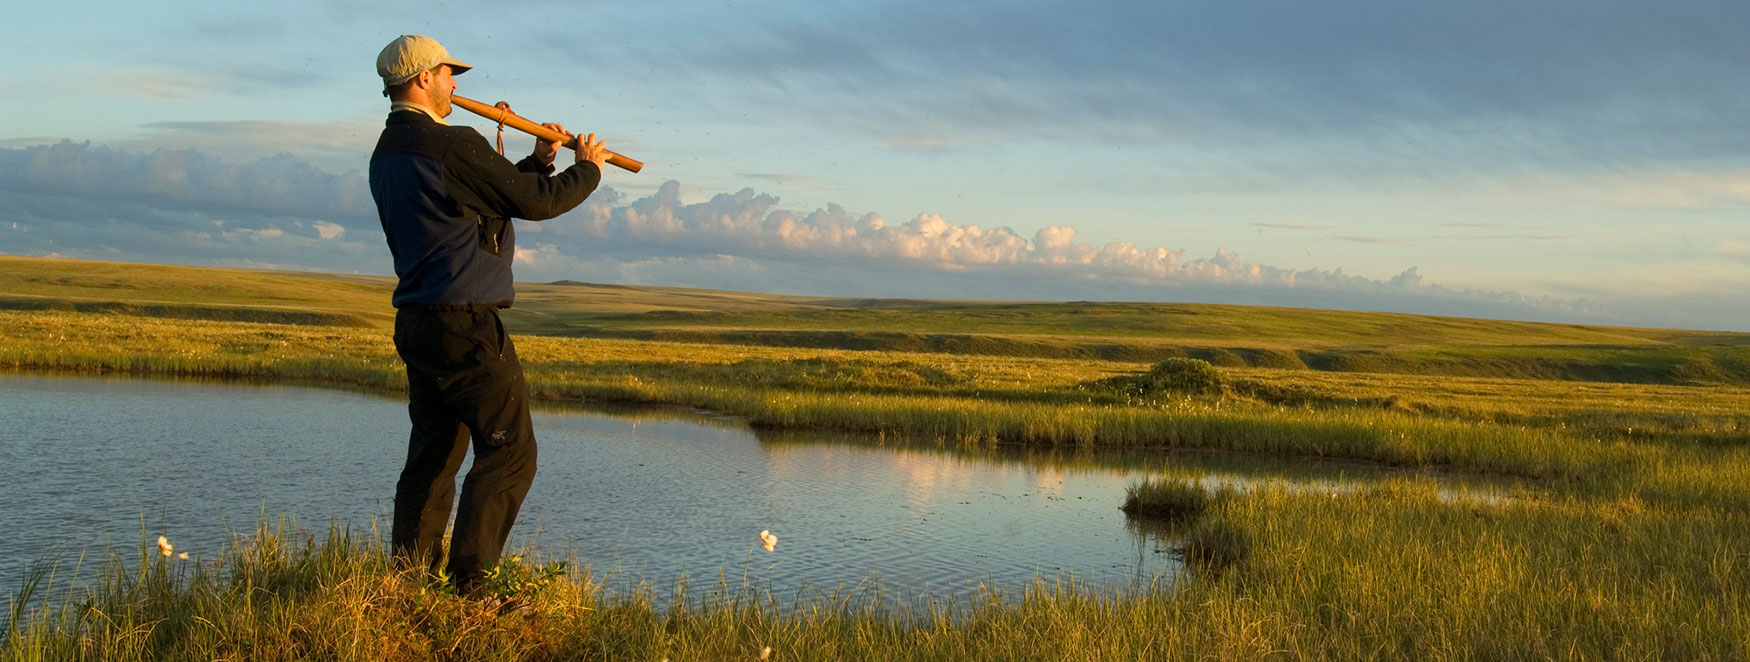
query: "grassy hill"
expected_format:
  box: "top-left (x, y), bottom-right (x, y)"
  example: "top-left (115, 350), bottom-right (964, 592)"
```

top-left (0, 256), bottom-right (395, 327)
top-left (4, 256), bottom-right (1748, 385)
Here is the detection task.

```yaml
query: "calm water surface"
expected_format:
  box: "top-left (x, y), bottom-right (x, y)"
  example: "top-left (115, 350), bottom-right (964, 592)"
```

top-left (1, 373), bottom-right (1487, 599)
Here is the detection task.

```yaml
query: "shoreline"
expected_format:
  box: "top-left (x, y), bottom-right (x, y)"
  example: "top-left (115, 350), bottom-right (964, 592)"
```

top-left (4, 309), bottom-right (1747, 659)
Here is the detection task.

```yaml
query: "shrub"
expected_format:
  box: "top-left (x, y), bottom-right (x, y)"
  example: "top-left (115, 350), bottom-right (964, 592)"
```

top-left (1146, 358), bottom-right (1223, 395)
top-left (1079, 358), bottom-right (1225, 402)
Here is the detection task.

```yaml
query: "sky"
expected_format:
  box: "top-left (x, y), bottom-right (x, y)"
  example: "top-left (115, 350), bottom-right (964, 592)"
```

top-left (2, 0), bottom-right (1747, 330)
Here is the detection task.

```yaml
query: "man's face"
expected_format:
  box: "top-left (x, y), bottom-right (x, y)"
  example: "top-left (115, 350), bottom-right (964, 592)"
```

top-left (425, 65), bottom-right (457, 117)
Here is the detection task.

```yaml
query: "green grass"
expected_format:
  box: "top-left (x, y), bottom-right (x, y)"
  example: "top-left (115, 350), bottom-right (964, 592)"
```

top-left (5, 257), bottom-right (1750, 659)
top-left (6, 484), bottom-right (1745, 660)
top-left (0, 257), bottom-right (393, 328)
top-left (8, 309), bottom-right (1750, 511)
top-left (1121, 475), bottom-right (1221, 522)
top-left (7, 256), bottom-right (1750, 385)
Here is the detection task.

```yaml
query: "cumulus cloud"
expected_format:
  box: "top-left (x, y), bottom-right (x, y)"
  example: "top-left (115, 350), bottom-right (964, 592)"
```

top-left (0, 141), bottom-right (382, 273)
top-left (511, 180), bottom-right (1624, 323)
top-left (546, 181), bottom-right (1413, 292)
top-left (0, 141), bottom-right (1714, 327)
top-left (0, 140), bottom-right (375, 229)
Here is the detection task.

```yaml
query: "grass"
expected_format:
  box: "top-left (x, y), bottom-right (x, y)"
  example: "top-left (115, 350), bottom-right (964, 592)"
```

top-left (1121, 475), bottom-right (1226, 522)
top-left (8, 256), bottom-right (1750, 385)
top-left (5, 483), bottom-right (1745, 660)
top-left (4, 257), bottom-right (1749, 658)
top-left (0, 257), bottom-right (392, 328)
top-left (8, 309), bottom-right (1750, 510)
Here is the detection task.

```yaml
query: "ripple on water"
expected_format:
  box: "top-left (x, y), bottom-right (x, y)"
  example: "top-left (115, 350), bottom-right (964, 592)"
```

top-left (3, 373), bottom-right (1512, 600)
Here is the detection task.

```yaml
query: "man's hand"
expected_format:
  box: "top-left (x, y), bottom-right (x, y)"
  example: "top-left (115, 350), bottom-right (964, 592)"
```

top-left (532, 122), bottom-right (567, 167)
top-left (575, 133), bottom-right (609, 169)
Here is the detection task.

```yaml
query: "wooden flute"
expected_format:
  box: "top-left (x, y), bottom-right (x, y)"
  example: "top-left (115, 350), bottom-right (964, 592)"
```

top-left (451, 94), bottom-right (644, 173)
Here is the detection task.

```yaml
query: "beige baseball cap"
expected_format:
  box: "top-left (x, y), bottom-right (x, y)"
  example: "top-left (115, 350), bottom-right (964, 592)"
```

top-left (376, 34), bottom-right (473, 86)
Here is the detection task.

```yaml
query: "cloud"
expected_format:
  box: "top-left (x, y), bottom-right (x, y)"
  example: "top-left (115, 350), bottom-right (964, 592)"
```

top-left (0, 141), bottom-right (382, 273)
top-left (0, 137), bottom-right (62, 148)
top-left (0, 140), bottom-right (375, 228)
top-left (3, 140), bottom-right (1736, 329)
top-left (313, 221), bottom-right (346, 240)
top-left (1439, 233), bottom-right (1566, 242)
top-left (1714, 241), bottom-right (1750, 265)
top-left (1553, 169), bottom-right (1750, 210)
top-left (568, 181), bottom-right (1282, 284)
top-left (128, 120), bottom-right (380, 171)
top-left (523, 179), bottom-right (1617, 322)
top-left (595, 0), bottom-right (1750, 180)
top-left (736, 172), bottom-right (833, 189)
top-left (1326, 232), bottom-right (1566, 246)
top-left (1253, 223), bottom-right (1335, 231)
top-left (2, 188), bottom-right (383, 273)
top-left (1330, 236), bottom-right (1411, 246)
top-left (105, 59), bottom-right (334, 102)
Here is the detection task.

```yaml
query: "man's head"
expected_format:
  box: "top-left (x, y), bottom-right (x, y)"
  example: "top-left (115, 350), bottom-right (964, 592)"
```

top-left (377, 34), bottom-right (471, 115)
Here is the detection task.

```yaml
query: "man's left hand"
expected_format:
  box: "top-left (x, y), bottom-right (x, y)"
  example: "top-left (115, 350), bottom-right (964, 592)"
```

top-left (532, 122), bottom-right (569, 167)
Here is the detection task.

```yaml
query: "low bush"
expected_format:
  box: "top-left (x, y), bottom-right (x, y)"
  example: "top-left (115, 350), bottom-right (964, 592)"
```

top-left (1146, 358), bottom-right (1224, 394)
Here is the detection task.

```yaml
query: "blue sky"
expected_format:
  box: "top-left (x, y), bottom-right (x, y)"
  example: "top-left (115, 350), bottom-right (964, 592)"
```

top-left (2, 0), bottom-right (1748, 329)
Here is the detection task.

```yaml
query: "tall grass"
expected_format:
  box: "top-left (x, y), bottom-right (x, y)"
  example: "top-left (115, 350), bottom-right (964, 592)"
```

top-left (1199, 481), bottom-right (1749, 659)
top-left (6, 485), bottom-right (1744, 660)
top-left (1122, 475), bottom-right (1222, 522)
top-left (6, 264), bottom-right (1748, 658)
top-left (9, 310), bottom-right (1750, 509)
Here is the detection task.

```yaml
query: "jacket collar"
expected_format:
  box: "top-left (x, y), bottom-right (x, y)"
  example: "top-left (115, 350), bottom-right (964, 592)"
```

top-left (386, 108), bottom-right (443, 127)
top-left (390, 101), bottom-right (449, 125)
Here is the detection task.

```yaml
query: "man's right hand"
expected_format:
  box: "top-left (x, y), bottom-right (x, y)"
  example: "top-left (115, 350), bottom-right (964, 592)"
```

top-left (575, 133), bottom-right (608, 169)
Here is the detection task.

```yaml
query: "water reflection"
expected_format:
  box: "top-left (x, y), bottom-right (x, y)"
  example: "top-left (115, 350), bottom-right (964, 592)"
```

top-left (3, 374), bottom-right (1180, 599)
top-left (3, 373), bottom-right (1516, 604)
top-left (752, 428), bottom-right (1523, 501)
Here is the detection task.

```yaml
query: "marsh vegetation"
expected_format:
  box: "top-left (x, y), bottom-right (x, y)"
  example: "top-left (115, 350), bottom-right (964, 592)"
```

top-left (3, 257), bottom-right (1747, 659)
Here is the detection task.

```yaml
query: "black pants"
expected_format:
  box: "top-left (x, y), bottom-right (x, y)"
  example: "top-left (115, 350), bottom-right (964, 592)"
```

top-left (390, 306), bottom-right (537, 591)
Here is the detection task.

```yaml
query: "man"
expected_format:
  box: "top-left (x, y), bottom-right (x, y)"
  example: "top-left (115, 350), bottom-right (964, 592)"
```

top-left (369, 34), bottom-right (609, 593)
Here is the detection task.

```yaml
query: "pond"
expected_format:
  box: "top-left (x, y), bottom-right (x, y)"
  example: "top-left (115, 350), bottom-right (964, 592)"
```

top-left (0, 373), bottom-right (1498, 601)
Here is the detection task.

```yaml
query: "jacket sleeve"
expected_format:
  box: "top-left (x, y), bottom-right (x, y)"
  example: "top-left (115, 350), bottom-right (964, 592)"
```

top-left (514, 154), bottom-right (553, 175)
top-left (442, 128), bottom-right (602, 221)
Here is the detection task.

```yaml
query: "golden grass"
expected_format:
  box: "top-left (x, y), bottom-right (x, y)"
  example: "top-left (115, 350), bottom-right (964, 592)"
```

top-left (4, 298), bottom-right (1749, 659)
top-left (9, 256), bottom-right (1750, 386)
top-left (5, 484), bottom-right (1745, 661)
top-left (6, 309), bottom-right (1750, 510)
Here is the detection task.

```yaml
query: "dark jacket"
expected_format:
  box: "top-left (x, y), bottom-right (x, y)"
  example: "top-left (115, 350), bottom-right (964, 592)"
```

top-left (369, 109), bottom-right (601, 308)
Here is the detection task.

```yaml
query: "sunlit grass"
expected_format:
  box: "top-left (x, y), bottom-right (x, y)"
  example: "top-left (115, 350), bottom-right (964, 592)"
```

top-left (1122, 475), bottom-right (1221, 522)
top-left (5, 485), bottom-right (1744, 661)
top-left (10, 256), bottom-right (1750, 386)
top-left (5, 298), bottom-right (1749, 658)
top-left (8, 309), bottom-right (1750, 510)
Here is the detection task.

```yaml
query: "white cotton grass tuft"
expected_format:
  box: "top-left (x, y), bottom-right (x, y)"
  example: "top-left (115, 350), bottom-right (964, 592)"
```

top-left (758, 530), bottom-right (778, 552)
top-left (157, 535), bottom-right (173, 557)
top-left (760, 646), bottom-right (773, 659)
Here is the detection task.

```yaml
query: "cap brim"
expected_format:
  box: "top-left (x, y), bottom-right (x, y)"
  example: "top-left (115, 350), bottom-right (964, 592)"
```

top-left (444, 58), bottom-right (473, 76)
